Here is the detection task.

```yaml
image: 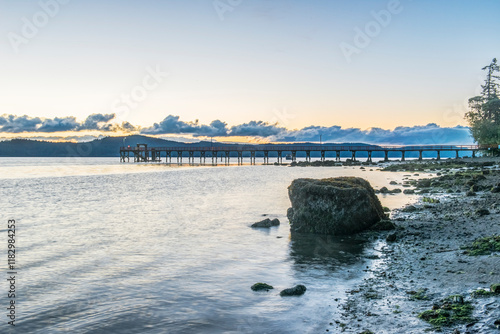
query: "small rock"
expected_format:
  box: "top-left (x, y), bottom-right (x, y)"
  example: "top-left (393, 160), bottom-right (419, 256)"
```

top-left (390, 188), bottom-right (402, 193)
top-left (402, 205), bottom-right (417, 212)
top-left (417, 179), bottom-right (431, 187)
top-left (451, 295), bottom-right (464, 304)
top-left (465, 180), bottom-right (475, 187)
top-left (491, 186), bottom-right (500, 193)
top-left (390, 181), bottom-right (398, 185)
top-left (280, 284), bottom-right (307, 296)
top-left (251, 218), bottom-right (280, 228)
top-left (491, 283), bottom-right (500, 293)
top-left (475, 208), bottom-right (490, 216)
top-left (380, 187), bottom-right (390, 194)
top-left (386, 233), bottom-right (397, 242)
top-left (251, 283), bottom-right (274, 291)
top-left (371, 220), bottom-right (396, 231)
top-left (403, 189), bottom-right (415, 194)
top-left (466, 191), bottom-right (476, 197)
top-left (474, 174), bottom-right (486, 181)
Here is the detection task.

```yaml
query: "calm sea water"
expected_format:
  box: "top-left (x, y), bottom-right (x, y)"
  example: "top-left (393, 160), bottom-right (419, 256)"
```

top-left (0, 158), bottom-right (416, 333)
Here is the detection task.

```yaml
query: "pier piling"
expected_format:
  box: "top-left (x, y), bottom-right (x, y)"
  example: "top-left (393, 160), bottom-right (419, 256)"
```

top-left (120, 144), bottom-right (488, 165)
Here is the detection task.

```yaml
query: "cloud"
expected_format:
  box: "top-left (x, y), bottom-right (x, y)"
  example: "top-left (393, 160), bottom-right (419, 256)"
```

top-left (141, 115), bottom-right (228, 136)
top-left (79, 113), bottom-right (116, 131)
top-left (141, 116), bottom-right (284, 137)
top-left (0, 114), bottom-right (42, 133)
top-left (0, 113), bottom-right (474, 145)
top-left (37, 116), bottom-right (79, 132)
top-left (273, 123), bottom-right (474, 145)
top-left (120, 121), bottom-right (137, 131)
top-left (0, 113), bottom-right (119, 133)
top-left (229, 121), bottom-right (284, 137)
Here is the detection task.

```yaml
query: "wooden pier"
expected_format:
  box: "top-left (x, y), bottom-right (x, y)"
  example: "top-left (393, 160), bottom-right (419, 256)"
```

top-left (120, 144), bottom-right (492, 165)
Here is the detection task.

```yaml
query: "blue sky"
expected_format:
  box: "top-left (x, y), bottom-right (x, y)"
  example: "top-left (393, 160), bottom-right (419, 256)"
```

top-left (0, 0), bottom-right (499, 143)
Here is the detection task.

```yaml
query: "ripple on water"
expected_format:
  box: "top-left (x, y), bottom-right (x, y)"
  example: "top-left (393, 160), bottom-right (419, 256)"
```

top-left (0, 158), bottom-right (416, 333)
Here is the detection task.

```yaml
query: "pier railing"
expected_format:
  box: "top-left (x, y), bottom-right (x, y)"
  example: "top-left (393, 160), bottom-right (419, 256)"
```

top-left (120, 144), bottom-right (484, 152)
top-left (119, 143), bottom-right (495, 164)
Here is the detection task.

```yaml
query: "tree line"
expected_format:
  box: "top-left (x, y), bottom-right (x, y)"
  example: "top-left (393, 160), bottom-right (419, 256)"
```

top-left (465, 58), bottom-right (500, 153)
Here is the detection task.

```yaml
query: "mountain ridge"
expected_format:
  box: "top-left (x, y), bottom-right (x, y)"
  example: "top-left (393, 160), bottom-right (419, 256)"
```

top-left (0, 135), bottom-right (380, 157)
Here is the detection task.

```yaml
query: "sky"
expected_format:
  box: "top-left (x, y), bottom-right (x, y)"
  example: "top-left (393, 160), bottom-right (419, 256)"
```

top-left (0, 0), bottom-right (499, 144)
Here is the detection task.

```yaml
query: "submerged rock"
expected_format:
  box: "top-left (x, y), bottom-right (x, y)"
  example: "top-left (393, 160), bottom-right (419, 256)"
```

top-left (251, 218), bottom-right (280, 228)
top-left (379, 186), bottom-right (390, 194)
top-left (280, 284), bottom-right (307, 296)
top-left (251, 283), bottom-right (274, 291)
top-left (403, 189), bottom-right (415, 194)
top-left (287, 177), bottom-right (385, 235)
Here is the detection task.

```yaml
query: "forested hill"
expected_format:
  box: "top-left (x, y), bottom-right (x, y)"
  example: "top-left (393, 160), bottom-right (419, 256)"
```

top-left (0, 135), bottom-right (378, 157)
top-left (0, 135), bottom-right (193, 157)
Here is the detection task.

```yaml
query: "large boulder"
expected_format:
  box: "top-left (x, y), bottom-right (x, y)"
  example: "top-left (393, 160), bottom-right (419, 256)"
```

top-left (287, 177), bottom-right (385, 235)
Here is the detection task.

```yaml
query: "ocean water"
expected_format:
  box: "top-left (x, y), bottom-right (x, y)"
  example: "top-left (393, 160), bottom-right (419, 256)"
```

top-left (0, 158), bottom-right (416, 333)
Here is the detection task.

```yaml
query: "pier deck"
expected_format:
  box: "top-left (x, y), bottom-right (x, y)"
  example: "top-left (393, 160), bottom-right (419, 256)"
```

top-left (120, 144), bottom-right (493, 164)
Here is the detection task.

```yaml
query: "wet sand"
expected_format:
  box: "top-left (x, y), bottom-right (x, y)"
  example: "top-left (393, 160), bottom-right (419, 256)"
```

top-left (330, 158), bottom-right (500, 333)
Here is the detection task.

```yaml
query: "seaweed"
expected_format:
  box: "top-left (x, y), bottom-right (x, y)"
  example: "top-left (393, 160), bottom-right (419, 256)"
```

top-left (418, 296), bottom-right (474, 329)
top-left (462, 235), bottom-right (500, 256)
top-left (408, 288), bottom-right (430, 301)
top-left (471, 289), bottom-right (495, 298)
top-left (422, 197), bottom-right (440, 204)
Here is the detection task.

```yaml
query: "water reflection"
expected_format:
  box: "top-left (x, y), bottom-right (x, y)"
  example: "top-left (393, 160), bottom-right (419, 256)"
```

top-left (289, 233), bottom-right (367, 269)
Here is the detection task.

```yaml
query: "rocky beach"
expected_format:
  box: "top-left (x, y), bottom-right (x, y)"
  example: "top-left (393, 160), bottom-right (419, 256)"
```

top-left (323, 158), bottom-right (500, 333)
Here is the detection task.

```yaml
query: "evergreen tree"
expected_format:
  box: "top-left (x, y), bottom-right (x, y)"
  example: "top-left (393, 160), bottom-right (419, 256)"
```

top-left (465, 58), bottom-right (500, 147)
